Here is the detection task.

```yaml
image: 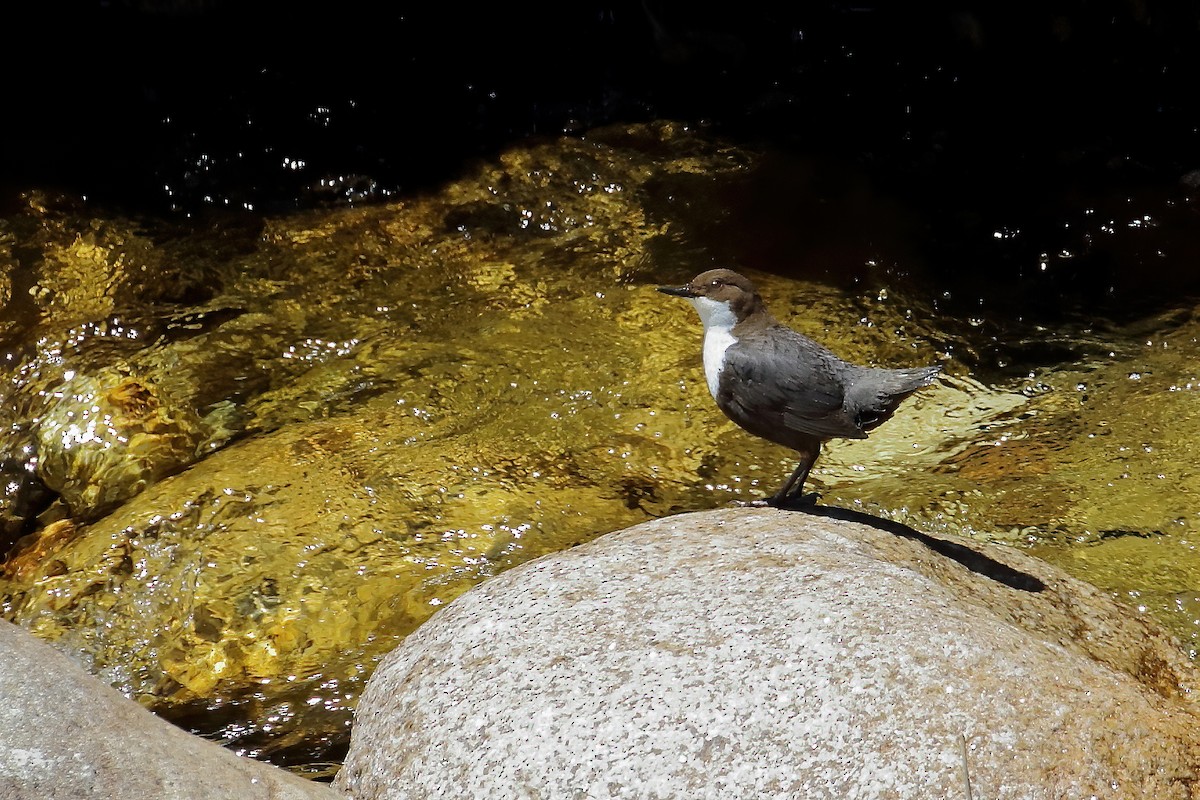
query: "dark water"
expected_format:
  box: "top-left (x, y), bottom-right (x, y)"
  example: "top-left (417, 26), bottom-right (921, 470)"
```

top-left (9, 5), bottom-right (1200, 329)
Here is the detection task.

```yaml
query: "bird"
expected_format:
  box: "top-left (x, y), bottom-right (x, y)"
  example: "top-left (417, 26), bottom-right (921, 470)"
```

top-left (657, 268), bottom-right (940, 507)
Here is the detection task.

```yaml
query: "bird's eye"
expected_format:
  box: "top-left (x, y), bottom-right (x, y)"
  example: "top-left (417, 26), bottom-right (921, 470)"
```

top-left (710, 279), bottom-right (723, 287)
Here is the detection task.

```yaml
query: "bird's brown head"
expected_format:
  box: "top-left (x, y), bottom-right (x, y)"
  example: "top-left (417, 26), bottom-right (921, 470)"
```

top-left (657, 268), bottom-right (768, 326)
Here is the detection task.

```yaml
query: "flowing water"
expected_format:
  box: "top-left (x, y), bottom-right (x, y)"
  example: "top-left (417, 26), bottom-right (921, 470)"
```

top-left (1, 122), bottom-right (1197, 775)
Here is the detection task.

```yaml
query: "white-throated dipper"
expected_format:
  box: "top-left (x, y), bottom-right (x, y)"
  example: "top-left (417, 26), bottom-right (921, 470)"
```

top-left (658, 268), bottom-right (941, 506)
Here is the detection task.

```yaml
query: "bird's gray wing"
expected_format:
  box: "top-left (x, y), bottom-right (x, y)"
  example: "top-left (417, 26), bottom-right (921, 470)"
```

top-left (718, 327), bottom-right (866, 440)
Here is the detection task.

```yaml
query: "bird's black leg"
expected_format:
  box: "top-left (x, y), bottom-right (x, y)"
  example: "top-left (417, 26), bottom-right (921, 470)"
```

top-left (767, 446), bottom-right (820, 508)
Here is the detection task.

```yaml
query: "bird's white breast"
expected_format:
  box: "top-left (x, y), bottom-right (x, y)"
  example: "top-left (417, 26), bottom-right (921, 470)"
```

top-left (689, 296), bottom-right (738, 400)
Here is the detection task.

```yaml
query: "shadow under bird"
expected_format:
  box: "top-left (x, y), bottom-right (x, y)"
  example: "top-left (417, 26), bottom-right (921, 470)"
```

top-left (658, 268), bottom-right (941, 507)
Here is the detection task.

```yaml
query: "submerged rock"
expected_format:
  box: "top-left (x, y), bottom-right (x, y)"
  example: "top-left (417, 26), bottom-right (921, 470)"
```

top-left (0, 619), bottom-right (336, 800)
top-left (335, 508), bottom-right (1200, 800)
top-left (33, 367), bottom-right (209, 517)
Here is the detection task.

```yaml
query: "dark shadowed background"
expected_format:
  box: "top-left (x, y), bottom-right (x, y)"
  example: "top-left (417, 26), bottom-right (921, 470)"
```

top-left (5, 1), bottom-right (1200, 321)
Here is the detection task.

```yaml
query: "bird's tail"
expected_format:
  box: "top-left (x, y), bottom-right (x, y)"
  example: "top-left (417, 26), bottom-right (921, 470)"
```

top-left (849, 364), bottom-right (941, 432)
top-left (882, 364), bottom-right (942, 395)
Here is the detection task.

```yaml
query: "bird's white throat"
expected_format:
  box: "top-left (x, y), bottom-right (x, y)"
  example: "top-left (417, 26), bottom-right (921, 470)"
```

top-left (689, 296), bottom-right (738, 400)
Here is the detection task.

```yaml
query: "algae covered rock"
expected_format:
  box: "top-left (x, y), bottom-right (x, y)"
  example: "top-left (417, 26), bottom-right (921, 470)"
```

top-left (33, 367), bottom-right (209, 517)
top-left (0, 392), bottom-right (685, 761)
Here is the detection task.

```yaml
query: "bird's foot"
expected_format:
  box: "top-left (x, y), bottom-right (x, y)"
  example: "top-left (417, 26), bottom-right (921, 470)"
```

top-left (768, 491), bottom-right (821, 510)
top-left (731, 491), bottom-right (820, 509)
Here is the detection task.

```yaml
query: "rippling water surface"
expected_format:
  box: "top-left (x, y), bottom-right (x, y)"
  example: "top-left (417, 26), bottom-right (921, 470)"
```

top-left (1, 123), bottom-right (1198, 775)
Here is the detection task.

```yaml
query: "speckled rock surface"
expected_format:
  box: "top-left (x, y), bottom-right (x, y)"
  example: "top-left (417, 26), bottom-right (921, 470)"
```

top-left (0, 620), bottom-right (336, 800)
top-left (335, 507), bottom-right (1200, 800)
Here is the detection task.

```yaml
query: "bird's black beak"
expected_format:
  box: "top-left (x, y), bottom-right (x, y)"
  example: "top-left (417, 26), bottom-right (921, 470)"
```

top-left (657, 284), bottom-right (698, 298)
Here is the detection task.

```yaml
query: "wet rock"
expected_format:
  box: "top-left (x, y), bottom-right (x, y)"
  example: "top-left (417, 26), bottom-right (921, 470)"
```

top-left (0, 445), bottom-right (52, 551)
top-left (33, 368), bottom-right (209, 518)
top-left (1, 520), bottom-right (79, 583)
top-left (335, 508), bottom-right (1200, 800)
top-left (19, 197), bottom-right (217, 326)
top-left (2, 312), bottom-right (256, 525)
top-left (0, 398), bottom-right (669, 764)
top-left (0, 619), bottom-right (336, 800)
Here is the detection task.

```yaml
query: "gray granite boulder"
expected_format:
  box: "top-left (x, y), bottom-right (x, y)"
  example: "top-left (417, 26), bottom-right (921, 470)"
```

top-left (0, 620), bottom-right (336, 800)
top-left (335, 507), bottom-right (1200, 800)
